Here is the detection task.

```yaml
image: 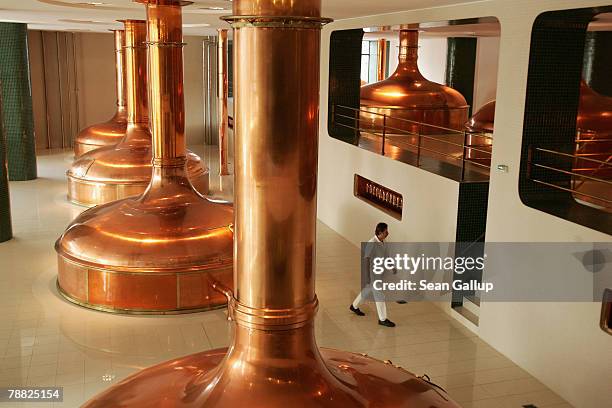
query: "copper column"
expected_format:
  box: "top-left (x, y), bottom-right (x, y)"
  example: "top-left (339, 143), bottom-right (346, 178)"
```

top-left (82, 1), bottom-right (459, 406)
top-left (217, 28), bottom-right (229, 175)
top-left (377, 38), bottom-right (388, 81)
top-left (73, 30), bottom-right (128, 157)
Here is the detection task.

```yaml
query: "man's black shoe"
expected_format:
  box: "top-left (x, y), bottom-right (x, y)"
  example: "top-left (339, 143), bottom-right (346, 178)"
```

top-left (378, 319), bottom-right (396, 327)
top-left (396, 300), bottom-right (407, 304)
top-left (349, 305), bottom-right (365, 316)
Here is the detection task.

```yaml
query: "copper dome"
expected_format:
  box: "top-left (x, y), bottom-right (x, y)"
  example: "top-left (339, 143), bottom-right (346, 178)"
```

top-left (465, 81), bottom-right (612, 137)
top-left (66, 20), bottom-right (208, 207)
top-left (464, 81), bottom-right (612, 179)
top-left (577, 80), bottom-right (612, 134)
top-left (465, 100), bottom-right (495, 134)
top-left (73, 30), bottom-right (128, 157)
top-left (360, 30), bottom-right (469, 135)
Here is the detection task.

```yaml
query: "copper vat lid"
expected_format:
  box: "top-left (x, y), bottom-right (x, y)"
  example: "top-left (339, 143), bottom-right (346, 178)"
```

top-left (360, 30), bottom-right (469, 135)
top-left (55, 12), bottom-right (233, 314)
top-left (66, 20), bottom-right (209, 207)
top-left (73, 30), bottom-right (128, 157)
top-left (464, 81), bottom-right (612, 135)
top-left (577, 80), bottom-right (612, 135)
top-left (81, 1), bottom-right (460, 406)
top-left (465, 100), bottom-right (495, 134)
top-left (361, 30), bottom-right (468, 111)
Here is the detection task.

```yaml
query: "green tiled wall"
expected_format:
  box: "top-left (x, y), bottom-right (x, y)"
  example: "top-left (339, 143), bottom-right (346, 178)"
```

top-left (445, 37), bottom-right (477, 116)
top-left (0, 23), bottom-right (37, 181)
top-left (0, 85), bottom-right (12, 242)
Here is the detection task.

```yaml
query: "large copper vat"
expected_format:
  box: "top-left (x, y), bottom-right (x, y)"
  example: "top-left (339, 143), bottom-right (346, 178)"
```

top-left (73, 30), bottom-right (128, 157)
top-left (465, 81), bottom-right (611, 198)
top-left (465, 100), bottom-right (495, 134)
top-left (81, 1), bottom-right (460, 407)
top-left (55, 13), bottom-right (233, 314)
top-left (66, 20), bottom-right (209, 207)
top-left (575, 81), bottom-right (612, 188)
top-left (463, 100), bottom-right (495, 165)
top-left (360, 30), bottom-right (469, 136)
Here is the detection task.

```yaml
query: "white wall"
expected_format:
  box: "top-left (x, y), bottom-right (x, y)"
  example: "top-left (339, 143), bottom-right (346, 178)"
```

top-left (36, 32), bottom-right (208, 147)
top-left (473, 36), bottom-right (500, 110)
top-left (318, 137), bottom-right (460, 246)
top-left (386, 36), bottom-right (448, 84)
top-left (319, 1), bottom-right (612, 408)
top-left (418, 37), bottom-right (448, 84)
top-left (183, 35), bottom-right (206, 146)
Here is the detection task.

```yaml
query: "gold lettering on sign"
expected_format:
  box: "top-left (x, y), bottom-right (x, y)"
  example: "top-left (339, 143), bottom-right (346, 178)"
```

top-left (354, 175), bottom-right (403, 220)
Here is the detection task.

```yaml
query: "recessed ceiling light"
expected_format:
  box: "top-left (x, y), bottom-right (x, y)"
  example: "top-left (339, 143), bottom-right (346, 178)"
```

top-left (76, 1), bottom-right (110, 5)
top-left (183, 23), bottom-right (211, 28)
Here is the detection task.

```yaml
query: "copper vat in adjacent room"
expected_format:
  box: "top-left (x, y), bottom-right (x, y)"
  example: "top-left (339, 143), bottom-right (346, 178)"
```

top-left (360, 29), bottom-right (469, 135)
top-left (73, 30), bottom-right (128, 157)
top-left (465, 81), bottom-right (611, 201)
top-left (574, 81), bottom-right (612, 207)
top-left (80, 1), bottom-right (460, 407)
top-left (55, 13), bottom-right (233, 314)
top-left (465, 100), bottom-right (495, 134)
top-left (464, 100), bottom-right (495, 165)
top-left (576, 80), bottom-right (612, 170)
top-left (66, 20), bottom-right (209, 207)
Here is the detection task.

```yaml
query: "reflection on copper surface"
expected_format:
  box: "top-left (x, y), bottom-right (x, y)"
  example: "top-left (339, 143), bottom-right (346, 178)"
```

top-left (361, 30), bottom-right (469, 135)
top-left (218, 28), bottom-right (230, 176)
top-left (81, 1), bottom-right (460, 407)
top-left (66, 20), bottom-right (209, 207)
top-left (73, 30), bottom-right (127, 157)
top-left (56, 6), bottom-right (233, 315)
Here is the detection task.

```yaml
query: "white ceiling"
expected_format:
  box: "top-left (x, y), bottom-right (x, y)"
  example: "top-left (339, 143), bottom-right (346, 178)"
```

top-left (0, 0), bottom-right (473, 36)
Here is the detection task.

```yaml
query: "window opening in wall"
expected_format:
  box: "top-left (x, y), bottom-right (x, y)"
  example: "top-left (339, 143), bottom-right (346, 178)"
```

top-left (519, 8), bottom-right (612, 235)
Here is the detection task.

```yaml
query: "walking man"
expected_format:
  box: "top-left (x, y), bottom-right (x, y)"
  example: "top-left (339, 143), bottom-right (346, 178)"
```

top-left (349, 222), bottom-right (396, 327)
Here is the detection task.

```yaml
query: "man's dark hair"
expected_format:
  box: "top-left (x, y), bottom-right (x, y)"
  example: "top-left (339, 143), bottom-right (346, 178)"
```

top-left (375, 222), bottom-right (388, 236)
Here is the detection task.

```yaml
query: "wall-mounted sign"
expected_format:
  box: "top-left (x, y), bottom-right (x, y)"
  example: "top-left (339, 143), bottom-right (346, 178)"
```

top-left (354, 174), bottom-right (403, 220)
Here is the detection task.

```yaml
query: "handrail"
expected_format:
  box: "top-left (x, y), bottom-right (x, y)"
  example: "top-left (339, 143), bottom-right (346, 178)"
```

top-left (529, 144), bottom-right (612, 210)
top-left (535, 147), bottom-right (612, 167)
top-left (332, 104), bottom-right (492, 182)
top-left (340, 104), bottom-right (473, 136)
top-left (532, 179), bottom-right (612, 205)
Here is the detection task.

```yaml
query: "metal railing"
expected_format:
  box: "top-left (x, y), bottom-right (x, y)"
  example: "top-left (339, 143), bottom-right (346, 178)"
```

top-left (528, 138), bottom-right (612, 210)
top-left (332, 104), bottom-right (493, 182)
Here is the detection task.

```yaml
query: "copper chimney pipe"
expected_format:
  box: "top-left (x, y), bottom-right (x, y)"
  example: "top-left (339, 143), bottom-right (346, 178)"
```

top-left (73, 30), bottom-right (127, 157)
top-left (377, 38), bottom-right (388, 81)
top-left (55, 8), bottom-right (233, 314)
top-left (217, 28), bottom-right (230, 175)
top-left (66, 20), bottom-right (209, 207)
top-left (81, 1), bottom-right (460, 407)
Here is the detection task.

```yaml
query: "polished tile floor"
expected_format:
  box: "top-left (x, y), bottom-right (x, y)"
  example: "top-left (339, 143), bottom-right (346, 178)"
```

top-left (0, 148), bottom-right (572, 407)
